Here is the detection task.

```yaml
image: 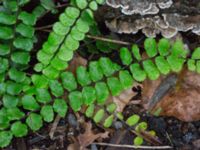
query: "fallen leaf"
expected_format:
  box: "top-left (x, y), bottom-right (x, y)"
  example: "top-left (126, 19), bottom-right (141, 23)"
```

top-left (68, 54), bottom-right (139, 113)
top-left (68, 53), bottom-right (87, 73)
top-left (111, 84), bottom-right (139, 112)
top-left (49, 115), bottom-right (61, 139)
top-left (77, 122), bottom-right (109, 150)
top-left (67, 143), bottom-right (80, 150)
top-left (106, 82), bottom-right (141, 112)
top-left (142, 71), bottom-right (200, 122)
top-left (80, 82), bottom-right (138, 121)
top-left (193, 139), bottom-right (200, 149)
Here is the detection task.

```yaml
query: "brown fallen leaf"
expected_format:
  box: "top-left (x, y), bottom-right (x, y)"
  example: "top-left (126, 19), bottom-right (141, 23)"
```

top-left (193, 139), bottom-right (200, 149)
top-left (67, 143), bottom-right (80, 150)
top-left (112, 84), bottom-right (139, 112)
top-left (68, 53), bottom-right (140, 113)
top-left (68, 53), bottom-right (87, 73)
top-left (77, 122), bottom-right (109, 150)
top-left (80, 82), bottom-right (139, 122)
top-left (142, 71), bottom-right (200, 122)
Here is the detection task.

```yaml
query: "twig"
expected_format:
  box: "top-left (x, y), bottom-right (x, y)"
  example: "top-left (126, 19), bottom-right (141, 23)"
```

top-left (41, 29), bottom-right (51, 32)
top-left (36, 24), bottom-right (53, 30)
top-left (28, 135), bottom-right (47, 145)
top-left (86, 35), bottom-right (131, 45)
top-left (166, 132), bottom-right (173, 146)
top-left (131, 130), bottom-right (162, 145)
top-left (38, 3), bottom-right (69, 20)
top-left (49, 115), bottom-right (61, 140)
top-left (35, 27), bottom-right (132, 46)
top-left (93, 142), bottom-right (173, 149)
top-left (56, 3), bottom-right (69, 9)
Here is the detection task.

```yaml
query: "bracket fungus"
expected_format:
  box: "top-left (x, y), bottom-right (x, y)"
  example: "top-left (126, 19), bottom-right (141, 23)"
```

top-left (105, 0), bottom-right (200, 38)
top-left (106, 0), bottom-right (173, 15)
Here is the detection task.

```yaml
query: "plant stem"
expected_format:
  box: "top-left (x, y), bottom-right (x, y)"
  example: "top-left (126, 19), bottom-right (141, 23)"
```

top-left (86, 35), bottom-right (131, 45)
top-left (92, 142), bottom-right (173, 149)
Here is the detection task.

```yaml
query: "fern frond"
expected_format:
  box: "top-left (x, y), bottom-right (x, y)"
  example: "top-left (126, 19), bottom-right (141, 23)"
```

top-left (35, 0), bottom-right (105, 80)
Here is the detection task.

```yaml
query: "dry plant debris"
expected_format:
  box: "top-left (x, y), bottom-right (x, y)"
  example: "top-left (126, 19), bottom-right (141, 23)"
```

top-left (142, 71), bottom-right (200, 122)
top-left (69, 122), bottom-right (109, 150)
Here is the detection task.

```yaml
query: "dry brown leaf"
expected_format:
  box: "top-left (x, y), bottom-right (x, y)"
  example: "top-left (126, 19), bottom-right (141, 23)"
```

top-left (67, 143), bottom-right (80, 150)
top-left (193, 139), bottom-right (200, 148)
top-left (77, 122), bottom-right (109, 150)
top-left (142, 71), bottom-right (200, 122)
top-left (111, 84), bottom-right (139, 112)
top-left (68, 53), bottom-right (87, 73)
top-left (80, 83), bottom-right (138, 115)
top-left (68, 54), bottom-right (139, 113)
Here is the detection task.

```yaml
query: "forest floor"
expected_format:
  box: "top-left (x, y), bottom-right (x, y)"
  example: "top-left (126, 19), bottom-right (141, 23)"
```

top-left (3, 1), bottom-right (200, 150)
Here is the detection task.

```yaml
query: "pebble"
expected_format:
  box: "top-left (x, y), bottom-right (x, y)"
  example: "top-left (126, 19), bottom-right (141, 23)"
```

top-left (91, 144), bottom-right (98, 150)
top-left (114, 121), bottom-right (123, 129)
top-left (67, 113), bottom-right (78, 128)
top-left (183, 132), bottom-right (194, 143)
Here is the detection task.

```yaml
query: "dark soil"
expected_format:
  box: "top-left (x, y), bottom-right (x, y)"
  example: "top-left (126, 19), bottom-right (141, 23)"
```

top-left (3, 114), bottom-right (199, 149)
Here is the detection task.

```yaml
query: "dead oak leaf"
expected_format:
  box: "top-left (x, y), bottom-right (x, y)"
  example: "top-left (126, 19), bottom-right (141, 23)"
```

top-left (80, 83), bottom-right (138, 115)
top-left (77, 122), bottom-right (109, 150)
top-left (193, 139), bottom-right (200, 149)
top-left (142, 71), bottom-right (200, 122)
top-left (112, 84), bottom-right (139, 112)
top-left (68, 53), bottom-right (87, 73)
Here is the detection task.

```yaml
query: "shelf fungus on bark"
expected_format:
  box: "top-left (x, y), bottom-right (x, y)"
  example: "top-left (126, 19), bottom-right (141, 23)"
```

top-left (106, 0), bottom-right (173, 15)
top-left (105, 0), bottom-right (200, 38)
top-left (105, 14), bottom-right (200, 38)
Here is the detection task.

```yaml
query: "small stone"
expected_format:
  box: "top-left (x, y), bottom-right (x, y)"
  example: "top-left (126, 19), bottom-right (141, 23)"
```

top-left (183, 132), bottom-right (194, 143)
top-left (91, 144), bottom-right (98, 150)
top-left (68, 114), bottom-right (78, 128)
top-left (114, 121), bottom-right (123, 129)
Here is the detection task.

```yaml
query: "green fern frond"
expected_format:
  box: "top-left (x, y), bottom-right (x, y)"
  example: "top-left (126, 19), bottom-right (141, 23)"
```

top-left (35, 0), bottom-right (104, 80)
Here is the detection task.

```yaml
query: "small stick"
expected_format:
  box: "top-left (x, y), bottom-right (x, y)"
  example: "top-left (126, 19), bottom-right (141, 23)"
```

top-left (36, 25), bottom-right (132, 46)
top-left (38, 3), bottom-right (69, 20)
top-left (36, 24), bottom-right (53, 30)
top-left (86, 35), bottom-right (131, 45)
top-left (35, 26), bottom-right (131, 46)
top-left (49, 115), bottom-right (61, 139)
top-left (92, 142), bottom-right (173, 149)
top-left (28, 135), bottom-right (47, 145)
